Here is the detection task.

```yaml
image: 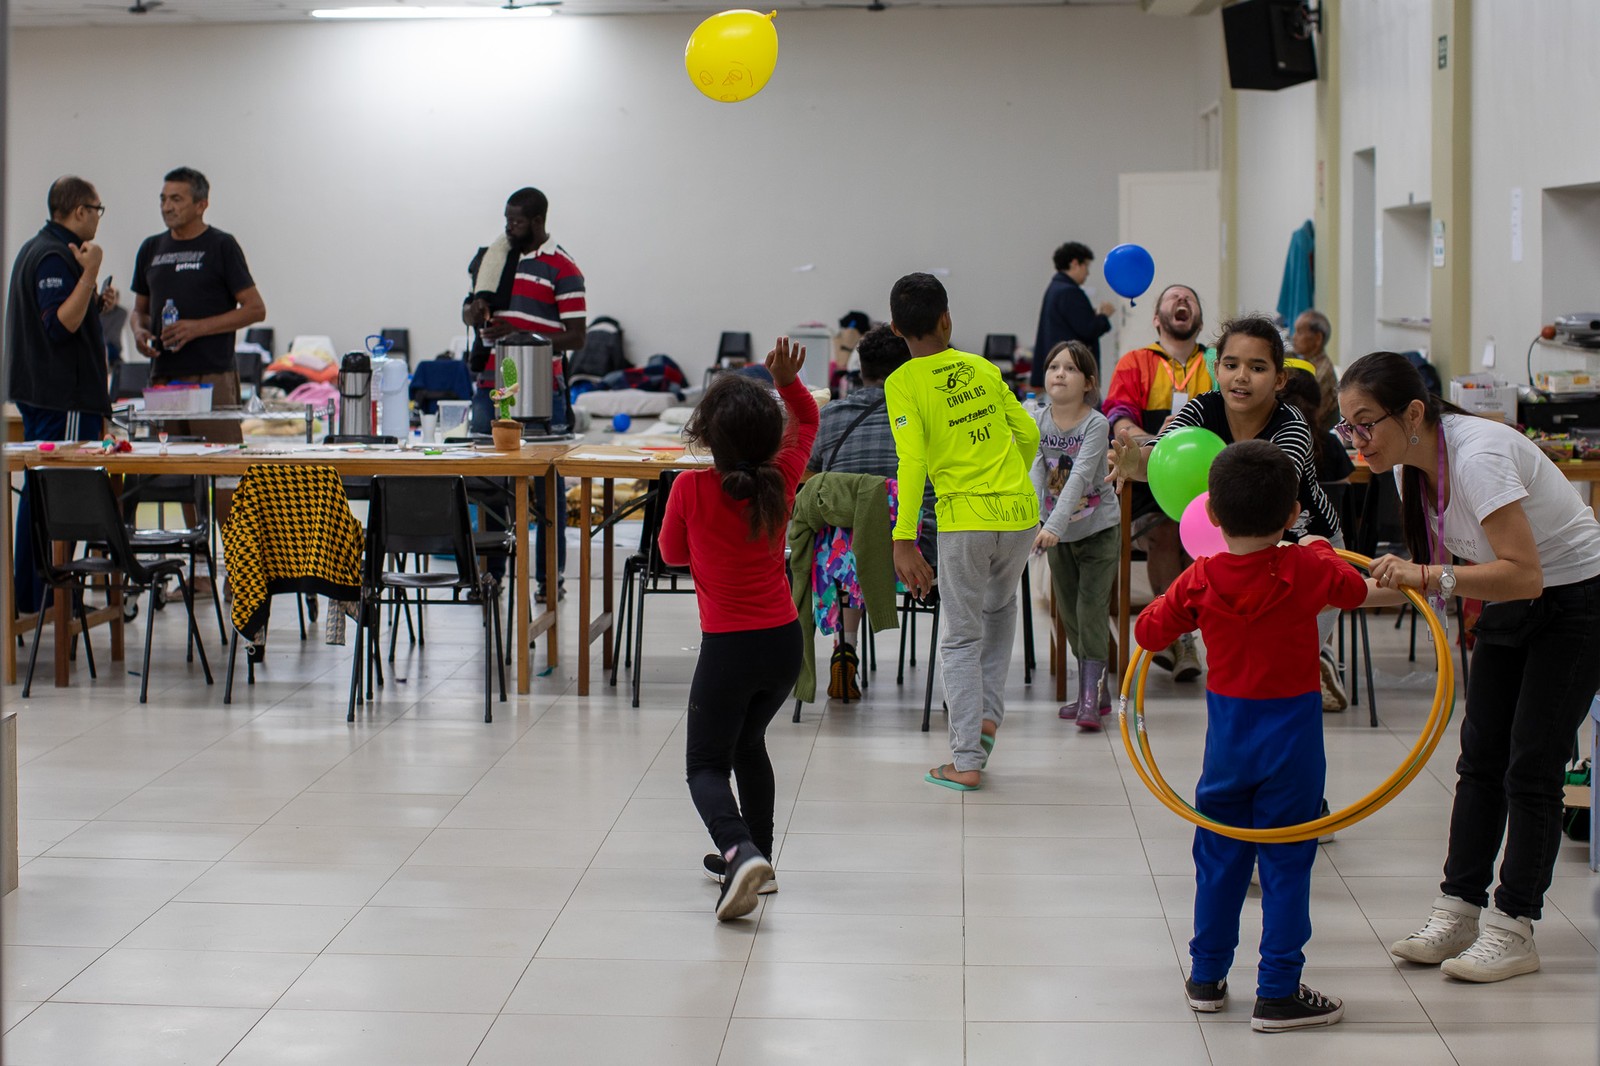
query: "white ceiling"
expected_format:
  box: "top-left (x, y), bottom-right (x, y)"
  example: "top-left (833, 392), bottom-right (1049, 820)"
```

top-left (12, 0), bottom-right (1143, 28)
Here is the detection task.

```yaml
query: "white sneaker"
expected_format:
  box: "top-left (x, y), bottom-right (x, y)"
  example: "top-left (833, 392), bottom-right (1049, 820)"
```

top-left (1390, 895), bottom-right (1481, 964)
top-left (1172, 634), bottom-right (1202, 682)
top-left (1440, 908), bottom-right (1541, 983)
top-left (1319, 650), bottom-right (1348, 712)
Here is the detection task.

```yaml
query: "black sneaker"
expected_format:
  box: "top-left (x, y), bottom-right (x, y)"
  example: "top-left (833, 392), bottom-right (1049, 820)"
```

top-left (714, 842), bottom-right (773, 921)
top-left (1251, 984), bottom-right (1344, 1032)
top-left (1316, 797), bottom-right (1337, 845)
top-left (827, 642), bottom-right (860, 701)
top-left (1185, 976), bottom-right (1228, 1013)
top-left (703, 852), bottom-right (777, 894)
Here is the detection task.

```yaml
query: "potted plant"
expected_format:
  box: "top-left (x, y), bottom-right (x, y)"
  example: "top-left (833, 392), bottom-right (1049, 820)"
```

top-left (490, 359), bottom-right (522, 451)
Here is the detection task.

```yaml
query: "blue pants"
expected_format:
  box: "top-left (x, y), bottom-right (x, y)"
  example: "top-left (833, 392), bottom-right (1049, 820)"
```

top-left (1189, 690), bottom-right (1324, 999)
top-left (13, 403), bottom-right (104, 614)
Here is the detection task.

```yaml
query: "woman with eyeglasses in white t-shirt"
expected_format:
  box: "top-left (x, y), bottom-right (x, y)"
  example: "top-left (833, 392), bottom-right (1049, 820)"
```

top-left (1338, 350), bottom-right (1600, 985)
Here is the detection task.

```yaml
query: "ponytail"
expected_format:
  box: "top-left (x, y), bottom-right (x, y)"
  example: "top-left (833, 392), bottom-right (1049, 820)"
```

top-left (719, 460), bottom-right (788, 542)
top-left (682, 374), bottom-right (789, 543)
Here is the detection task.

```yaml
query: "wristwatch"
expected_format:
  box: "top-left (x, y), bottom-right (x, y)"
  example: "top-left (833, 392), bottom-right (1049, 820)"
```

top-left (1437, 564), bottom-right (1456, 599)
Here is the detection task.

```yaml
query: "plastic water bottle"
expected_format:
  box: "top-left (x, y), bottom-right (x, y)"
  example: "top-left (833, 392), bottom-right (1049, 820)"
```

top-left (157, 299), bottom-right (178, 354)
top-left (1024, 391), bottom-right (1037, 409)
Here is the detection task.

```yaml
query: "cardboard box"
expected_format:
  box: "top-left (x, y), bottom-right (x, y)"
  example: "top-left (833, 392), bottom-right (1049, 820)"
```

top-left (1449, 380), bottom-right (1517, 421)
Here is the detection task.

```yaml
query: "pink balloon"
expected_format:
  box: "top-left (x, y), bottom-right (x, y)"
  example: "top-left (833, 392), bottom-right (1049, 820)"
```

top-left (1179, 492), bottom-right (1227, 559)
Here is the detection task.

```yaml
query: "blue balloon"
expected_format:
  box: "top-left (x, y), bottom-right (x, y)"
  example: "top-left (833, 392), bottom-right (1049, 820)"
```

top-left (1103, 243), bottom-right (1155, 301)
top-left (611, 412), bottom-right (632, 433)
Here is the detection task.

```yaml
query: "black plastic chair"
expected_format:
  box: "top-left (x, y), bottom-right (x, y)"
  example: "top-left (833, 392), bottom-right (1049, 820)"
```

top-left (896, 589), bottom-right (942, 732)
top-left (119, 474), bottom-right (228, 647)
top-left (703, 331), bottom-right (754, 387)
top-left (610, 472), bottom-right (694, 708)
top-left (349, 476), bottom-right (504, 723)
top-left (982, 334), bottom-right (1019, 385)
top-left (23, 467), bottom-right (213, 703)
top-left (235, 350), bottom-right (263, 393)
top-left (380, 328), bottom-right (411, 360)
top-left (243, 327), bottom-right (275, 358)
top-left (219, 463), bottom-right (364, 703)
top-left (111, 361), bottom-right (151, 401)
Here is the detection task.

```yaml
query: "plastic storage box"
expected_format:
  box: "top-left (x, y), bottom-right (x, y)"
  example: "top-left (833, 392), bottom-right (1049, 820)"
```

top-left (142, 384), bottom-right (214, 414)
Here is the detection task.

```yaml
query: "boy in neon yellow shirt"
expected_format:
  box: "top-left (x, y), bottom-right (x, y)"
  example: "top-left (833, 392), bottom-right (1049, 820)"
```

top-left (887, 273), bottom-right (1040, 791)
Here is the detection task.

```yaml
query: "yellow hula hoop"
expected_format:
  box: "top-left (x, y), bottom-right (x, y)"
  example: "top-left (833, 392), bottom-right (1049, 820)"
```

top-left (1118, 549), bottom-right (1456, 844)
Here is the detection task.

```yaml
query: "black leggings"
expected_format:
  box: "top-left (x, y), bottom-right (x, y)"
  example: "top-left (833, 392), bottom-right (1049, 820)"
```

top-left (685, 621), bottom-right (803, 858)
top-left (1442, 573), bottom-right (1600, 920)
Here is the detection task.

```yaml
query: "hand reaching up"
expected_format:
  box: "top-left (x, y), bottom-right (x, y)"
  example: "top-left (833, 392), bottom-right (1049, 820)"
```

top-left (765, 336), bottom-right (806, 387)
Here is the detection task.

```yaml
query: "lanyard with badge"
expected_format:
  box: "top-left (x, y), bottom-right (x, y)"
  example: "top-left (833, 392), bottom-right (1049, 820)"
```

top-left (1161, 351), bottom-right (1206, 411)
top-left (1426, 422), bottom-right (1451, 637)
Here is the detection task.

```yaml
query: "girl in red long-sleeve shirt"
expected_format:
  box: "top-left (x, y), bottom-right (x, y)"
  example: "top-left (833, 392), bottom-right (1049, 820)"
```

top-left (659, 338), bottom-right (817, 921)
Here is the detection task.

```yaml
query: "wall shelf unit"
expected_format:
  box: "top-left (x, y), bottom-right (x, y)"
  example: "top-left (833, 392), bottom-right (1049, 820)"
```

top-left (1378, 317), bottom-right (1433, 332)
top-left (1378, 202), bottom-right (1432, 352)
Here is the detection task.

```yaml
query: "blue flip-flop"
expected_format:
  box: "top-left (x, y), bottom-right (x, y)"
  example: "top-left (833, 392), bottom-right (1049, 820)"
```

top-left (925, 765), bottom-right (980, 792)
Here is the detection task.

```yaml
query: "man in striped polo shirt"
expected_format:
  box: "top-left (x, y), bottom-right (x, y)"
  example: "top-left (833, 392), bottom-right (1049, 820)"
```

top-left (464, 187), bottom-right (588, 599)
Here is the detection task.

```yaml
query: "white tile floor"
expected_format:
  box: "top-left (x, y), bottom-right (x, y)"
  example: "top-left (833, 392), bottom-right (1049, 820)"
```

top-left (3, 564), bottom-right (1596, 1065)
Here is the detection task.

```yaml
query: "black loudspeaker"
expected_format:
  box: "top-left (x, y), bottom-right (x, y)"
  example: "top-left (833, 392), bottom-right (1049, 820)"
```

top-left (1222, 0), bottom-right (1318, 91)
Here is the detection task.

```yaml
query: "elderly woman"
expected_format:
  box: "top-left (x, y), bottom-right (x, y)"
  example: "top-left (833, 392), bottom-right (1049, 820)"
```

top-left (1339, 351), bottom-right (1600, 984)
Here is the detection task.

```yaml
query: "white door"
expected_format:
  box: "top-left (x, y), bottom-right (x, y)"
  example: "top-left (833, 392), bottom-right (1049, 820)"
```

top-left (1115, 170), bottom-right (1222, 352)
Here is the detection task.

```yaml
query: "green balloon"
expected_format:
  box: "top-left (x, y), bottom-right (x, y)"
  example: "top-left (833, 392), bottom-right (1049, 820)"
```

top-left (1148, 426), bottom-right (1227, 521)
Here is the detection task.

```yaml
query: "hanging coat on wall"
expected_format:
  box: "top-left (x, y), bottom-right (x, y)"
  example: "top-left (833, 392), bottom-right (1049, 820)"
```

top-left (1276, 219), bottom-right (1316, 329)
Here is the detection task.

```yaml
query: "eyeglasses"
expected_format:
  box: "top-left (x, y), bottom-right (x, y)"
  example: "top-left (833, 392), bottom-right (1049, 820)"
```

top-left (82, 203), bottom-right (106, 217)
top-left (1334, 412), bottom-right (1394, 446)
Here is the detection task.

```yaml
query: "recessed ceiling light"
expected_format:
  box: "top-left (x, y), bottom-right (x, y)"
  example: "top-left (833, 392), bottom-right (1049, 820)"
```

top-left (311, 5), bottom-right (556, 18)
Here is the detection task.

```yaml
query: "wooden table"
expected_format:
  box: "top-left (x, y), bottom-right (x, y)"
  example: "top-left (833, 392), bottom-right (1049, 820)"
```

top-left (555, 443), bottom-right (709, 697)
top-left (3, 441), bottom-right (571, 694)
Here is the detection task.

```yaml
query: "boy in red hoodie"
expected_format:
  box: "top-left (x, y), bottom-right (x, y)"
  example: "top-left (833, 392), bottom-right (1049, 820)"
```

top-left (1135, 439), bottom-right (1370, 1032)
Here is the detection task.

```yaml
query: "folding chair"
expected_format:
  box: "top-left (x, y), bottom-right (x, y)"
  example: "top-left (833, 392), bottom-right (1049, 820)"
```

top-left (349, 476), bottom-right (504, 723)
top-left (610, 471), bottom-right (694, 708)
top-left (23, 466), bottom-right (212, 703)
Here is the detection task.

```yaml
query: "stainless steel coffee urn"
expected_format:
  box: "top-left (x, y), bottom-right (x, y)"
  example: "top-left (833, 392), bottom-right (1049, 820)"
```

top-left (338, 351), bottom-right (374, 436)
top-left (496, 333), bottom-right (554, 426)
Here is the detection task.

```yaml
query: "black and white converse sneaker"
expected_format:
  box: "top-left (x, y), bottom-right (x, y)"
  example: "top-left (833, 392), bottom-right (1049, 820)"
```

top-left (702, 852), bottom-right (778, 894)
top-left (1184, 976), bottom-right (1228, 1012)
top-left (714, 842), bottom-right (773, 921)
top-left (1250, 984), bottom-right (1344, 1032)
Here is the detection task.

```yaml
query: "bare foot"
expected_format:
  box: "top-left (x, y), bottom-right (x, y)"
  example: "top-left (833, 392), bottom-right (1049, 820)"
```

top-left (928, 763), bottom-right (981, 788)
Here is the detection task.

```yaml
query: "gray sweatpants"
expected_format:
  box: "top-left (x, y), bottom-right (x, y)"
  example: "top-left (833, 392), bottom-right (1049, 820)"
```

top-left (937, 528), bottom-right (1036, 773)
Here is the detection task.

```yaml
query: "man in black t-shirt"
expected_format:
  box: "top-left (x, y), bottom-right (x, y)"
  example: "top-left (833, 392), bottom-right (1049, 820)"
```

top-left (131, 167), bottom-right (266, 593)
top-left (132, 166), bottom-right (266, 445)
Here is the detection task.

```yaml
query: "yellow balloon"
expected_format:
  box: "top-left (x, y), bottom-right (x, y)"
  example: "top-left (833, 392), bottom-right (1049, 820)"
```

top-left (684, 9), bottom-right (779, 103)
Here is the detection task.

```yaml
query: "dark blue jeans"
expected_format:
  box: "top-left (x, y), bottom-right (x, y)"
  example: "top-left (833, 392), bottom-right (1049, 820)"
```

top-left (13, 403), bottom-right (104, 614)
top-left (1441, 573), bottom-right (1600, 920)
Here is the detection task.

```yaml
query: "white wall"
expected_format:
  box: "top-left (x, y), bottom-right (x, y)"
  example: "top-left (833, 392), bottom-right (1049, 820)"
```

top-left (1336, 0), bottom-right (1433, 361)
top-left (1470, 0), bottom-right (1600, 384)
top-left (7, 8), bottom-right (1219, 376)
top-left (1232, 79), bottom-right (1316, 320)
